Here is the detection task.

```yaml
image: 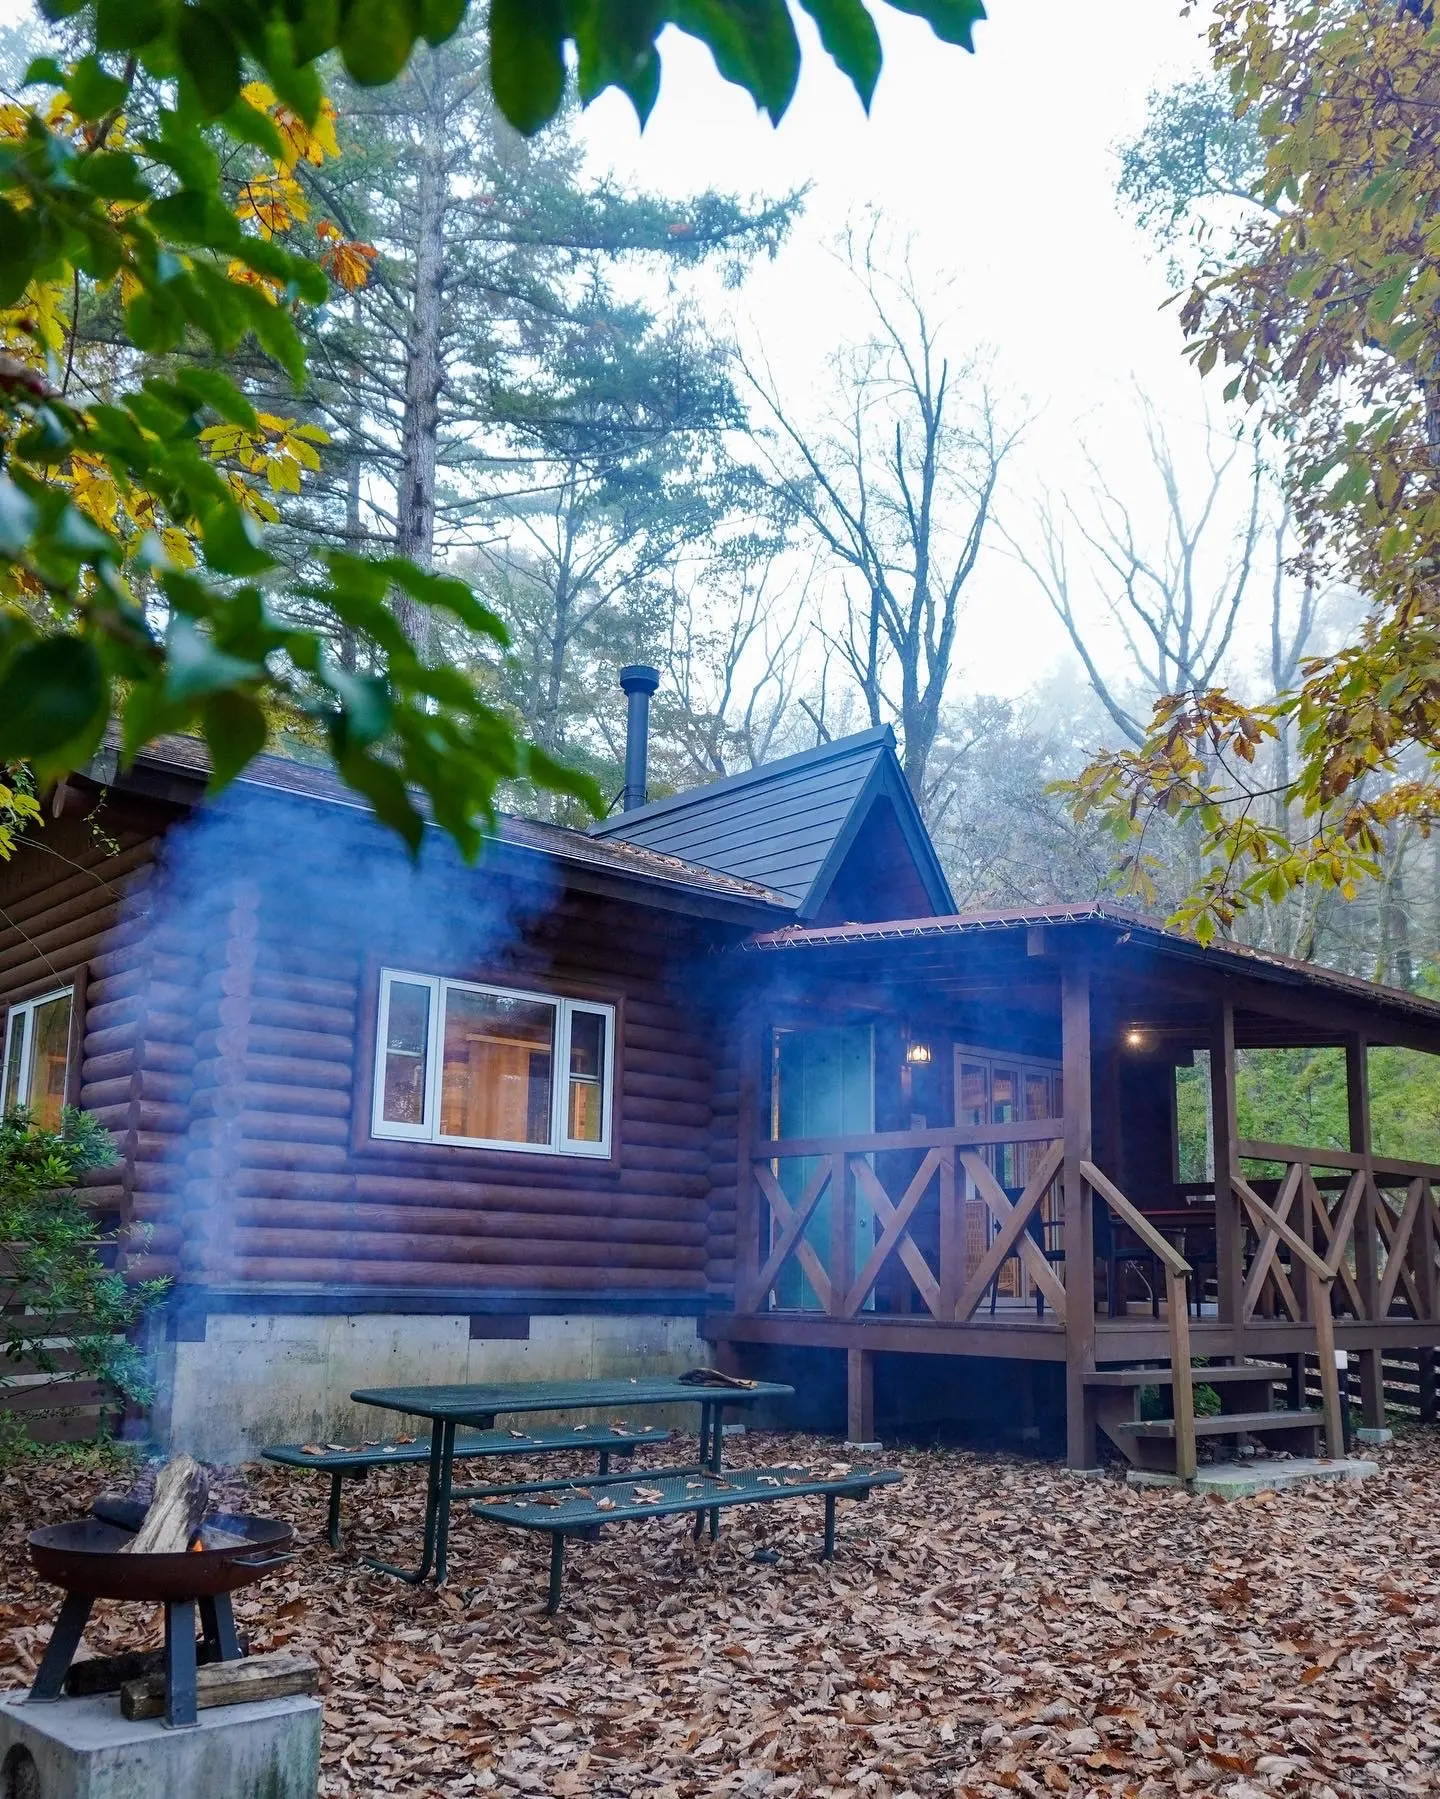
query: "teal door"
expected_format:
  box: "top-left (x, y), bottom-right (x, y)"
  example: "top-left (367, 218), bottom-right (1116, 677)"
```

top-left (772, 1026), bottom-right (875, 1311)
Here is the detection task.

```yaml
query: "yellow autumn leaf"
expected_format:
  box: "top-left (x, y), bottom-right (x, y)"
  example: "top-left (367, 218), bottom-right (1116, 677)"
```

top-left (281, 434), bottom-right (323, 473)
top-left (264, 453), bottom-right (302, 494)
top-left (226, 473), bottom-right (281, 525)
top-left (238, 170), bottom-right (308, 238)
top-left (157, 525), bottom-right (197, 569)
top-left (224, 258), bottom-right (283, 301)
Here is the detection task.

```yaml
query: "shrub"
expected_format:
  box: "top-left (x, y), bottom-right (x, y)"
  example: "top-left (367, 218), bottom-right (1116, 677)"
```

top-left (0, 1108), bottom-right (167, 1438)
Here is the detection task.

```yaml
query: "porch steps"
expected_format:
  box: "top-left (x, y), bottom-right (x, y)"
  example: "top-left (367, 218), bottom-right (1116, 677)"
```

top-left (1085, 1362), bottom-right (1289, 1390)
top-left (1113, 1408), bottom-right (1321, 1442)
top-left (1092, 1361), bottom-right (1322, 1476)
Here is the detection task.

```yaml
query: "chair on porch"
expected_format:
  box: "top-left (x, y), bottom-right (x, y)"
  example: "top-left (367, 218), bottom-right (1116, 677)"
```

top-left (1095, 1206), bottom-right (1162, 1319)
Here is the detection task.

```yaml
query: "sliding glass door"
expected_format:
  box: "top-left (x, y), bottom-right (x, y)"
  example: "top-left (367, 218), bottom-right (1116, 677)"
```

top-left (954, 1046), bottom-right (1062, 1302)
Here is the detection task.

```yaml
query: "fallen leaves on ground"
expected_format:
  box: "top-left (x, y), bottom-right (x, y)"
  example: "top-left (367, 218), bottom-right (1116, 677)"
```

top-left (2, 1431), bottom-right (1439, 1797)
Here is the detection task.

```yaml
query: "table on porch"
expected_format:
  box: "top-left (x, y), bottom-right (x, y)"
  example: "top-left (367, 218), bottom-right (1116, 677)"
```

top-left (349, 1376), bottom-right (795, 1584)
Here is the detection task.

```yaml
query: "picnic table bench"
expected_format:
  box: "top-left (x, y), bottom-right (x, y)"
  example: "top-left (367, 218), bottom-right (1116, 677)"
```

top-left (339, 1375), bottom-right (794, 1584)
top-left (262, 1421), bottom-right (670, 1549)
top-left (471, 1463), bottom-right (902, 1612)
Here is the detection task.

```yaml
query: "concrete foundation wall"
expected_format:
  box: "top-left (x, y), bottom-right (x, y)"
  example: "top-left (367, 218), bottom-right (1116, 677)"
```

top-left (152, 1312), bottom-right (706, 1463)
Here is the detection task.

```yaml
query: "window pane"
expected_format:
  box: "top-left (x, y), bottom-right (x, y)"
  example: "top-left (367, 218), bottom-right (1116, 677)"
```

top-left (381, 981), bottom-right (431, 1127)
top-left (2, 1014), bottom-right (24, 1115)
top-left (28, 994), bottom-right (71, 1132)
top-left (567, 1010), bottom-right (607, 1144)
top-left (957, 1060), bottom-right (988, 1129)
top-left (442, 989), bottom-right (555, 1144)
top-left (992, 1068), bottom-right (1017, 1189)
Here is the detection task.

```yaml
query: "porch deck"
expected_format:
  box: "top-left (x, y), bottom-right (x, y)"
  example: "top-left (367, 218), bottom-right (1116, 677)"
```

top-left (712, 1027), bottom-right (1440, 1471)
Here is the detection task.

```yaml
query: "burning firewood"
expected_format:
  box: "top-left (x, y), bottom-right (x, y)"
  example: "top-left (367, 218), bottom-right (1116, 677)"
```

top-left (120, 1455), bottom-right (209, 1555)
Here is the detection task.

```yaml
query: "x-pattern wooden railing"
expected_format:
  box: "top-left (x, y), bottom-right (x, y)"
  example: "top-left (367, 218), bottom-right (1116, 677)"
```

top-left (741, 1122), bottom-right (1064, 1324)
top-left (1237, 1140), bottom-right (1440, 1331)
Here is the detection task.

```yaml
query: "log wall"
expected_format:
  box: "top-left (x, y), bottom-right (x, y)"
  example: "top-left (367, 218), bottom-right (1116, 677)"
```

top-left (0, 792), bottom-right (175, 1438)
top-left (120, 790), bottom-right (745, 1302)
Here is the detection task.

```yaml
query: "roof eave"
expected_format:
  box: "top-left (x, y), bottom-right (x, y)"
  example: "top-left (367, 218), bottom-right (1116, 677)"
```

top-left (80, 746), bottom-right (792, 927)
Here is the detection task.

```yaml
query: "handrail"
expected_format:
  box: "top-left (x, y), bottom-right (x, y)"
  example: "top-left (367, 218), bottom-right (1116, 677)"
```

top-left (1238, 1138), bottom-right (1440, 1182)
top-left (1080, 1159), bottom-right (1195, 1482)
top-left (1081, 1160), bottom-right (1191, 1276)
top-left (755, 1119), bottom-right (1062, 1160)
top-left (1231, 1173), bottom-right (1333, 1281)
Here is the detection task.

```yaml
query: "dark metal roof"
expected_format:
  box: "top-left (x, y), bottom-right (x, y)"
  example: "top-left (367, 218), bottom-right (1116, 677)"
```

top-left (743, 900), bottom-right (1440, 1030)
top-left (590, 726), bottom-right (954, 919)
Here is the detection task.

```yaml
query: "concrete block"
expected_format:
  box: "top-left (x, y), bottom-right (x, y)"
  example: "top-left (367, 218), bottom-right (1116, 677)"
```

top-left (0, 1689), bottom-right (320, 1799)
top-left (1126, 1456), bottom-right (1380, 1498)
top-left (1354, 1426), bottom-right (1393, 1447)
top-left (155, 1309), bottom-right (709, 1461)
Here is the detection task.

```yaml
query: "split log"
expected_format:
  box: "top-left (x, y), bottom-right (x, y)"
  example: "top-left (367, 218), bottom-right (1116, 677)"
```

top-left (122, 1455), bottom-right (209, 1554)
top-left (120, 1651), bottom-right (318, 1721)
top-left (64, 1628), bottom-right (246, 1695)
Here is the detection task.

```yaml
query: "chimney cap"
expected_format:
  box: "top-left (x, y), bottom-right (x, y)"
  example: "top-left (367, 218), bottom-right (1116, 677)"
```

top-left (619, 664), bottom-right (660, 696)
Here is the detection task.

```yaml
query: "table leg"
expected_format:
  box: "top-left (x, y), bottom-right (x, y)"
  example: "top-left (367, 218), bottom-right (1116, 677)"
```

top-left (433, 1419), bottom-right (458, 1584)
top-left (691, 1401), bottom-right (712, 1541)
top-left (364, 1418), bottom-right (447, 1584)
top-left (822, 1493), bottom-right (837, 1561)
top-left (164, 1599), bottom-right (198, 1729)
top-left (708, 1401), bottom-right (723, 1539)
top-left (326, 1472), bottom-right (344, 1550)
top-left (28, 1592), bottom-right (92, 1702)
top-left (546, 1533), bottom-right (566, 1615)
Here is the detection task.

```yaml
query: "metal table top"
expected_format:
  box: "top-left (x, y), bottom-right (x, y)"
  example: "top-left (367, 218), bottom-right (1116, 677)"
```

top-left (351, 1376), bottom-right (794, 1422)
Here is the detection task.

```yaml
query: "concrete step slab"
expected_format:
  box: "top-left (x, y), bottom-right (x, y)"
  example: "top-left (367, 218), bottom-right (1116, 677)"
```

top-left (1126, 1456), bottom-right (1380, 1499)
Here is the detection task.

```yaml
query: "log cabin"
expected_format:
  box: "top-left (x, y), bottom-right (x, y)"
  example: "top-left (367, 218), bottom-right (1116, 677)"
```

top-left (4, 667), bottom-right (1440, 1474)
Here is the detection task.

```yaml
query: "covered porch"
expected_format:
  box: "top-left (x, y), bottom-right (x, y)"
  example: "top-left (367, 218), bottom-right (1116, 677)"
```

top-left (705, 905), bottom-right (1440, 1476)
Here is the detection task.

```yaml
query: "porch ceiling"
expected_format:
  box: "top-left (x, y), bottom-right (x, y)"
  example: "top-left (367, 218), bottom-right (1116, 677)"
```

top-left (740, 906), bottom-right (1440, 1054)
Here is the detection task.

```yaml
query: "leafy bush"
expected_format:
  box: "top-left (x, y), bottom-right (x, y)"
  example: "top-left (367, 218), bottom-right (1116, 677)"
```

top-left (0, 1108), bottom-right (167, 1436)
top-left (1139, 1378), bottom-right (1223, 1420)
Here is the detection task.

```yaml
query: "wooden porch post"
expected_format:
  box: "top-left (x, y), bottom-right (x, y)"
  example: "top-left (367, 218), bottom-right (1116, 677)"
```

top-left (1417, 1184), bottom-right (1438, 1423)
top-left (846, 1348), bottom-right (876, 1446)
top-left (1061, 960), bottom-right (1096, 1468)
top-left (1209, 991), bottom-right (1243, 1350)
top-left (1346, 1032), bottom-right (1385, 1429)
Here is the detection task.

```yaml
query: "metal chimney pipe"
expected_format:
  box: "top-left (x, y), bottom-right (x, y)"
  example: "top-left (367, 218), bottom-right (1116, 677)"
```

top-left (619, 664), bottom-right (660, 812)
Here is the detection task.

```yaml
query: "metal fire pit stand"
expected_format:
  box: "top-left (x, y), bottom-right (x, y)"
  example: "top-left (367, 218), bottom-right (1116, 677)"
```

top-left (29, 1591), bottom-right (243, 1729)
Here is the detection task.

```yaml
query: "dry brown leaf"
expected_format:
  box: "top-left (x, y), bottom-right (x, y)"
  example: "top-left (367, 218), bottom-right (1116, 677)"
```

top-left (2, 1428), bottom-right (1435, 1798)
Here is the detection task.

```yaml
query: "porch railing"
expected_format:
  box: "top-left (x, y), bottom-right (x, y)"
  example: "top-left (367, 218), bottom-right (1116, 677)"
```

top-left (1237, 1140), bottom-right (1440, 1331)
top-left (738, 1121), bottom-right (1065, 1324)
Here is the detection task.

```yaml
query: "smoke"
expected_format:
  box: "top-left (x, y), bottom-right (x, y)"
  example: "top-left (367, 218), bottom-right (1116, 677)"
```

top-left (117, 774), bottom-right (561, 1406)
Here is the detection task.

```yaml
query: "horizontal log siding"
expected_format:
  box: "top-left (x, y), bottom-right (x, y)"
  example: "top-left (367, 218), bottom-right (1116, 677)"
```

top-left (168, 854), bottom-right (731, 1298)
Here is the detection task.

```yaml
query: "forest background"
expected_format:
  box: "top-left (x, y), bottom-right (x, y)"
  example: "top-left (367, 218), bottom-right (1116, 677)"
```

top-left (4, 0), bottom-right (1439, 1166)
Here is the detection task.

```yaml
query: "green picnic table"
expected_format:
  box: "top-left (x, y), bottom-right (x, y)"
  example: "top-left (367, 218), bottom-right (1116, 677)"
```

top-left (349, 1375), bottom-right (794, 1584)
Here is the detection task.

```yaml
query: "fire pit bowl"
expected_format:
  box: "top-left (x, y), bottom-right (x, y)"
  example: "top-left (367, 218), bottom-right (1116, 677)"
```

top-left (27, 1511), bottom-right (293, 1602)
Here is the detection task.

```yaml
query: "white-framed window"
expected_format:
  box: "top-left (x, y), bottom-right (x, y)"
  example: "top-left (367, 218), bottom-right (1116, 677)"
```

top-left (371, 969), bottom-right (615, 1157)
top-left (2, 986), bottom-right (74, 1132)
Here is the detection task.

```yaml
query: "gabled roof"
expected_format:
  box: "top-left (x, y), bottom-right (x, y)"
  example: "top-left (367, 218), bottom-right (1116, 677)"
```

top-left (590, 726), bottom-right (954, 921)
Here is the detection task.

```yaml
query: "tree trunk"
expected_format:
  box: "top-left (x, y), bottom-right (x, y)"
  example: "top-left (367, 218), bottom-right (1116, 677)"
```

top-left (393, 67), bottom-right (448, 650)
